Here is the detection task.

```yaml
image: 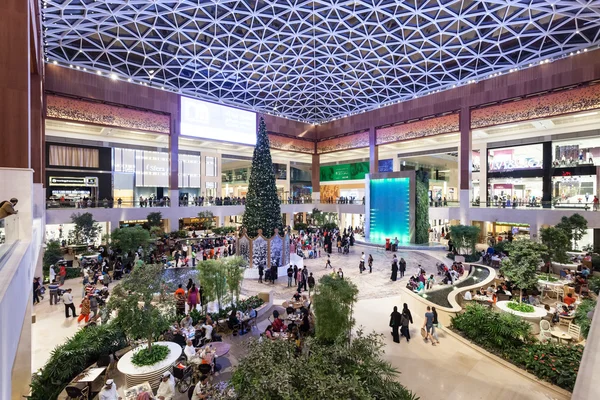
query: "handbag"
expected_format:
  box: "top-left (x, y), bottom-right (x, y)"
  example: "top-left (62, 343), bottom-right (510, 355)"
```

top-left (420, 327), bottom-right (427, 338)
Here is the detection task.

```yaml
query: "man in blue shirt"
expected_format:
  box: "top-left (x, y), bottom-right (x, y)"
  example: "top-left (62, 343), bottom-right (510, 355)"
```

top-left (48, 280), bottom-right (60, 305)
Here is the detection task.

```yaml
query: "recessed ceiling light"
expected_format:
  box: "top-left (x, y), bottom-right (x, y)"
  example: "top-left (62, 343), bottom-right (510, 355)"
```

top-left (149, 70), bottom-right (155, 74)
top-left (97, 71), bottom-right (102, 75)
top-left (127, 78), bottom-right (132, 82)
top-left (52, 60), bottom-right (57, 65)
top-left (110, 73), bottom-right (118, 80)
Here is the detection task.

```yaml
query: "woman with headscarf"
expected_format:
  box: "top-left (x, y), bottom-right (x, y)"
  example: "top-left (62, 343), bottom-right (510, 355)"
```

top-left (389, 306), bottom-right (402, 343)
top-left (390, 255), bottom-right (398, 281)
top-left (401, 303), bottom-right (413, 341)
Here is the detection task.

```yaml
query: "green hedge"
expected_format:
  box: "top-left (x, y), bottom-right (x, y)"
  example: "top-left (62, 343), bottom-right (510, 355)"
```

top-left (415, 170), bottom-right (429, 244)
top-left (30, 323), bottom-right (128, 400)
top-left (188, 296), bottom-right (264, 325)
top-left (451, 304), bottom-right (583, 391)
top-left (574, 298), bottom-right (596, 339)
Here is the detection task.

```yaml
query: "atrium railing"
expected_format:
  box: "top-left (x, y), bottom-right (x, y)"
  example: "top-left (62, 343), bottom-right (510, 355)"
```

top-left (45, 197), bottom-right (370, 209)
top-left (471, 200), bottom-right (598, 211)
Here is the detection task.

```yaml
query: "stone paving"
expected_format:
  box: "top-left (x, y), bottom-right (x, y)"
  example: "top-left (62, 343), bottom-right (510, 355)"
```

top-left (241, 244), bottom-right (450, 301)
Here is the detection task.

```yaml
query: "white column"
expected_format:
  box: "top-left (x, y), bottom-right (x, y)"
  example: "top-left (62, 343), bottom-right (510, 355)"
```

top-left (477, 142), bottom-right (488, 205)
top-left (393, 156), bottom-right (401, 172)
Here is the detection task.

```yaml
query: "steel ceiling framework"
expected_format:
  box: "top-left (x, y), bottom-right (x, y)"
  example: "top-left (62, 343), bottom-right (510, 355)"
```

top-left (42, 0), bottom-right (600, 124)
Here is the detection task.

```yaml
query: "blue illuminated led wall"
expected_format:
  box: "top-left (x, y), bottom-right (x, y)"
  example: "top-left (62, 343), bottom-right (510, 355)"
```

top-left (369, 177), bottom-right (411, 243)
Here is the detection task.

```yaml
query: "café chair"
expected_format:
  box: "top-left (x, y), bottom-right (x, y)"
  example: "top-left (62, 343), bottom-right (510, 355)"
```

top-left (568, 323), bottom-right (582, 343)
top-left (539, 320), bottom-right (553, 342)
top-left (65, 384), bottom-right (89, 400)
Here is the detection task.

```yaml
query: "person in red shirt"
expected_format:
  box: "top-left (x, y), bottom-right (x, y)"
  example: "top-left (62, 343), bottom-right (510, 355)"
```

top-left (59, 265), bottom-right (67, 286)
top-left (272, 316), bottom-right (285, 332)
top-left (563, 293), bottom-right (577, 307)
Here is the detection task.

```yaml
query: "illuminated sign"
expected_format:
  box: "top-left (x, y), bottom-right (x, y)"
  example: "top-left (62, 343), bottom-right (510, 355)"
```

top-left (49, 176), bottom-right (98, 187)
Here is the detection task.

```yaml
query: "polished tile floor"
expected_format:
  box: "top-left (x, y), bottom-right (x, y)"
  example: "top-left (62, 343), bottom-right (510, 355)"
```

top-left (32, 245), bottom-right (568, 400)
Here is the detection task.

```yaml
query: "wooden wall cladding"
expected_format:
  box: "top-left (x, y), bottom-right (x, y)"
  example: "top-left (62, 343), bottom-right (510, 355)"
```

top-left (262, 113), bottom-right (317, 140)
top-left (46, 95), bottom-right (170, 133)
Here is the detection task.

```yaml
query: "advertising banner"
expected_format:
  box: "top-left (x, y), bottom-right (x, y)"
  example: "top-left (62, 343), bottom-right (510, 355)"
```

top-left (320, 162), bottom-right (369, 181)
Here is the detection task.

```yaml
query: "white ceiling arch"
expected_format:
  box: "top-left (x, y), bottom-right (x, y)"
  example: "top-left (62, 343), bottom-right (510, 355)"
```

top-left (42, 0), bottom-right (600, 123)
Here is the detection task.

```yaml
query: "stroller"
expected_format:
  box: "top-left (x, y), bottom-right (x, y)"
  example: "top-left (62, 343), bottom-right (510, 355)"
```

top-left (343, 243), bottom-right (350, 254)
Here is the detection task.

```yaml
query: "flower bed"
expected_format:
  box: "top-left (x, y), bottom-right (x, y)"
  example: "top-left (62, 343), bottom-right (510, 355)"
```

top-left (451, 304), bottom-right (583, 391)
top-left (506, 302), bottom-right (535, 313)
top-left (419, 265), bottom-right (490, 308)
top-left (131, 344), bottom-right (170, 367)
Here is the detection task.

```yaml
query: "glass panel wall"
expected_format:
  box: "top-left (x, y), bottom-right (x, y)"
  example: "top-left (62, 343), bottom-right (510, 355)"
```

top-left (553, 137), bottom-right (600, 167)
top-left (488, 144), bottom-right (543, 172)
top-left (488, 177), bottom-right (543, 205)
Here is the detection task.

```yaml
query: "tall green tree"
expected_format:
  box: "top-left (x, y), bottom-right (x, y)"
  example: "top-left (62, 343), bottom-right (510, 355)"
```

top-left (146, 211), bottom-right (163, 228)
top-left (539, 226), bottom-right (570, 264)
top-left (242, 117), bottom-right (283, 238)
top-left (197, 259), bottom-right (229, 312)
top-left (108, 264), bottom-right (174, 349)
top-left (70, 212), bottom-right (101, 245)
top-left (197, 210), bottom-right (216, 231)
top-left (109, 226), bottom-right (151, 256)
top-left (556, 213), bottom-right (588, 250)
top-left (449, 224), bottom-right (480, 255)
top-left (500, 239), bottom-right (548, 303)
top-left (312, 275), bottom-right (359, 343)
top-left (224, 257), bottom-right (246, 306)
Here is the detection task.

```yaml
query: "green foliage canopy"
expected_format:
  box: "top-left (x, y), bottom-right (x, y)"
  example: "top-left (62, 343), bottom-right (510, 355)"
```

top-left (539, 226), bottom-right (570, 264)
top-left (312, 274), bottom-right (359, 343)
top-left (70, 212), bottom-right (100, 245)
top-left (556, 213), bottom-right (588, 250)
top-left (197, 210), bottom-right (216, 231)
top-left (198, 259), bottom-right (229, 312)
top-left (500, 239), bottom-right (548, 302)
top-left (449, 224), bottom-right (481, 255)
top-left (229, 332), bottom-right (418, 400)
top-left (110, 226), bottom-right (151, 256)
top-left (146, 211), bottom-right (163, 227)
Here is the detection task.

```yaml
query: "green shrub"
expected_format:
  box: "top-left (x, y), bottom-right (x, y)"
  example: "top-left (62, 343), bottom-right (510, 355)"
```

top-left (588, 276), bottom-right (600, 295)
top-left (592, 255), bottom-right (600, 272)
top-left (293, 222), bottom-right (308, 232)
top-left (321, 222), bottom-right (338, 231)
top-left (446, 253), bottom-right (480, 262)
top-left (30, 323), bottom-right (128, 400)
top-left (507, 302), bottom-right (535, 313)
top-left (451, 304), bottom-right (533, 350)
top-left (574, 298), bottom-right (596, 338)
top-left (131, 344), bottom-right (170, 367)
top-left (452, 304), bottom-right (584, 391)
top-left (506, 343), bottom-right (583, 391)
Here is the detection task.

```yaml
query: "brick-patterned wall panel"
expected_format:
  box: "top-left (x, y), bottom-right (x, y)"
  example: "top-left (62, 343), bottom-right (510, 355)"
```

top-left (46, 95), bottom-right (170, 134)
top-left (268, 134), bottom-right (315, 154)
top-left (317, 131), bottom-right (369, 154)
top-left (472, 85), bottom-right (600, 129)
top-left (376, 114), bottom-right (459, 145)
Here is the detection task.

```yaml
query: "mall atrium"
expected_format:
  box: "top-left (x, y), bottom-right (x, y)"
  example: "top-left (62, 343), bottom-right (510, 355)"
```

top-left (1, 1), bottom-right (600, 399)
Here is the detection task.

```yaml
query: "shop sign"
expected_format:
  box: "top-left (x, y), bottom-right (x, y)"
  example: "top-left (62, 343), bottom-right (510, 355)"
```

top-left (320, 162), bottom-right (369, 181)
top-left (488, 157), bottom-right (542, 171)
top-left (49, 176), bottom-right (98, 187)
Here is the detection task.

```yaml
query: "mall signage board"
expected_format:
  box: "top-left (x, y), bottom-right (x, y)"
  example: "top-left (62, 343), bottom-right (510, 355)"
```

top-left (320, 162), bottom-right (369, 181)
top-left (49, 176), bottom-right (98, 187)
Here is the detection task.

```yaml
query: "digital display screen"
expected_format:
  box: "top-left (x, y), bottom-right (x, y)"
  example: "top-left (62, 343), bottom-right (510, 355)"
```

top-left (181, 97), bottom-right (256, 145)
top-left (369, 178), bottom-right (411, 244)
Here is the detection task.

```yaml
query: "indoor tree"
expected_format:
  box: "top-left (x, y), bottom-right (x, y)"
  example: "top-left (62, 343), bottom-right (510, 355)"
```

top-left (70, 212), bottom-right (100, 245)
top-left (556, 213), bottom-right (588, 250)
top-left (197, 210), bottom-right (216, 232)
top-left (108, 264), bottom-right (174, 354)
top-left (43, 240), bottom-right (63, 280)
top-left (449, 224), bottom-right (481, 257)
top-left (224, 257), bottom-right (246, 307)
top-left (242, 117), bottom-right (283, 238)
top-left (197, 259), bottom-right (229, 312)
top-left (109, 226), bottom-right (151, 257)
top-left (146, 211), bottom-right (163, 228)
top-left (539, 226), bottom-right (570, 264)
top-left (312, 274), bottom-right (359, 343)
top-left (500, 239), bottom-right (548, 303)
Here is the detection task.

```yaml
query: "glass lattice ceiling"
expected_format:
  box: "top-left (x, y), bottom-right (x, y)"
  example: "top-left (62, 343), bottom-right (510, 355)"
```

top-left (42, 0), bottom-right (600, 123)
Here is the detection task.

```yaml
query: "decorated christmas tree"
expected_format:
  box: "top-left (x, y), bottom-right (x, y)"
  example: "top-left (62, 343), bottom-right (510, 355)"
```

top-left (242, 117), bottom-right (283, 238)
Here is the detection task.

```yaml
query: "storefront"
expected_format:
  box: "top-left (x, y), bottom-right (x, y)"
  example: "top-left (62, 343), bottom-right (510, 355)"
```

top-left (553, 136), bottom-right (600, 168)
top-left (113, 147), bottom-right (170, 204)
top-left (487, 177), bottom-right (543, 203)
top-left (552, 173), bottom-right (596, 204)
top-left (45, 143), bottom-right (112, 205)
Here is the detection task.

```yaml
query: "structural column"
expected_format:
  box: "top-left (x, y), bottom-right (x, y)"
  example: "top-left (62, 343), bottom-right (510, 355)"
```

top-left (475, 142), bottom-right (487, 205)
top-left (311, 153), bottom-right (320, 202)
top-left (169, 108), bottom-right (180, 208)
top-left (459, 108), bottom-right (472, 225)
top-left (369, 126), bottom-right (378, 174)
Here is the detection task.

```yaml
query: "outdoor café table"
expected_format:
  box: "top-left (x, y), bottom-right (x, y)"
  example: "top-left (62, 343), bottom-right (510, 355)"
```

top-left (551, 331), bottom-right (572, 344)
top-left (473, 294), bottom-right (492, 302)
top-left (124, 381), bottom-right (153, 400)
top-left (538, 280), bottom-right (564, 299)
top-left (272, 331), bottom-right (290, 340)
top-left (73, 366), bottom-right (106, 395)
top-left (287, 314), bottom-right (303, 323)
top-left (181, 327), bottom-right (195, 339)
top-left (201, 342), bottom-right (231, 371)
top-left (291, 301), bottom-right (303, 309)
